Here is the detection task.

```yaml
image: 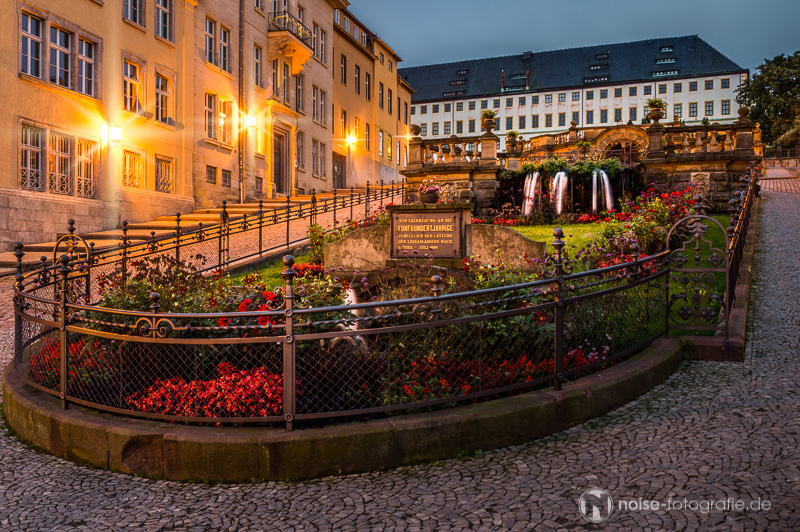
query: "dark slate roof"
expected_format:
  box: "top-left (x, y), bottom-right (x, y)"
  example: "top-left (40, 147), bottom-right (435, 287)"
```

top-left (398, 35), bottom-right (744, 103)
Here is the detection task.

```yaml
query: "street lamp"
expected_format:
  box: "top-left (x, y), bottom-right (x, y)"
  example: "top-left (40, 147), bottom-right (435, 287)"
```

top-left (108, 123), bottom-right (122, 145)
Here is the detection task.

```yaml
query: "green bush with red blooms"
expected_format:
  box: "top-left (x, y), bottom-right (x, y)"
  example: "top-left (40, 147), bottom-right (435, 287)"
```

top-left (29, 337), bottom-right (114, 392)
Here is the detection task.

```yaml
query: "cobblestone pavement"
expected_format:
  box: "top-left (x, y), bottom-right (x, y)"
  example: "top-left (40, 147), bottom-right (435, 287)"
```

top-left (0, 191), bottom-right (799, 530)
top-left (761, 166), bottom-right (800, 193)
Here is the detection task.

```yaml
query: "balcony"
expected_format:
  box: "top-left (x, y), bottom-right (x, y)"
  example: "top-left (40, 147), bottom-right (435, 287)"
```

top-left (268, 12), bottom-right (314, 74)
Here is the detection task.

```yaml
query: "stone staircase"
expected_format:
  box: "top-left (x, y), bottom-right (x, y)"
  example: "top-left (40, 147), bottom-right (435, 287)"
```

top-left (0, 189), bottom-right (366, 270)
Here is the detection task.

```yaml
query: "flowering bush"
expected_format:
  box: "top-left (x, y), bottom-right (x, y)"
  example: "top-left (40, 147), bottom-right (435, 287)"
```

top-left (575, 213), bottom-right (598, 223)
top-left (493, 217), bottom-right (517, 226)
top-left (294, 262), bottom-right (326, 279)
top-left (126, 362), bottom-right (284, 418)
top-left (30, 337), bottom-right (114, 392)
top-left (418, 183), bottom-right (441, 194)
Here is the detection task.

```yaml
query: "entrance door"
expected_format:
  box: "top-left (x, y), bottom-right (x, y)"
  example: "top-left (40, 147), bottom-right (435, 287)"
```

top-left (332, 153), bottom-right (346, 190)
top-left (274, 133), bottom-right (288, 194)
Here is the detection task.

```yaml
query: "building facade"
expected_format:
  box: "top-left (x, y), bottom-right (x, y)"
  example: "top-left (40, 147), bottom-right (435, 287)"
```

top-left (1, 0), bottom-right (409, 248)
top-left (399, 36), bottom-right (748, 150)
top-left (331, 8), bottom-right (412, 188)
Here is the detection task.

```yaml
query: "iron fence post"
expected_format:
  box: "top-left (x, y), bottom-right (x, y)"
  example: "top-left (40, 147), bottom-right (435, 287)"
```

top-left (365, 183), bottom-right (370, 218)
top-left (311, 188), bottom-right (317, 226)
top-left (380, 179), bottom-right (384, 209)
top-left (258, 200), bottom-right (264, 257)
top-left (552, 228), bottom-right (565, 391)
top-left (333, 188), bottom-right (338, 228)
top-left (431, 274), bottom-right (442, 320)
top-left (286, 196), bottom-right (291, 249)
top-left (13, 243), bottom-right (24, 361)
top-left (282, 255), bottom-right (297, 431)
top-left (120, 221), bottom-right (129, 285)
top-left (57, 254), bottom-right (72, 410)
top-left (149, 293), bottom-right (160, 338)
top-left (86, 242), bottom-right (94, 304)
top-left (350, 186), bottom-right (354, 221)
top-left (174, 213), bottom-right (182, 263)
top-left (219, 201), bottom-right (229, 271)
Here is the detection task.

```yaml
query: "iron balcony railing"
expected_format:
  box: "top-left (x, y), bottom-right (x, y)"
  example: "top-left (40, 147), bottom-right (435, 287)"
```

top-left (268, 11), bottom-right (313, 50)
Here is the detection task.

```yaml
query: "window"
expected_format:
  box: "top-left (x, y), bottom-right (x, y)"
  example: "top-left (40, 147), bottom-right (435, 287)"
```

top-left (721, 78), bottom-right (730, 89)
top-left (354, 117), bottom-right (359, 145)
top-left (614, 88), bottom-right (622, 98)
top-left (388, 89), bottom-right (393, 114)
top-left (123, 0), bottom-right (144, 26)
top-left (296, 74), bottom-right (304, 111)
top-left (48, 131), bottom-right (72, 195)
top-left (705, 101), bottom-right (714, 116)
top-left (340, 109), bottom-right (347, 138)
top-left (155, 0), bottom-right (173, 41)
top-left (659, 84), bottom-right (667, 94)
top-left (333, 9), bottom-right (339, 24)
top-left (493, 99), bottom-right (500, 109)
top-left (531, 96), bottom-right (539, 105)
top-left (545, 114), bottom-right (552, 127)
top-left (155, 73), bottom-right (171, 124)
top-left (379, 52), bottom-right (384, 64)
top-left (705, 80), bottom-right (713, 90)
top-left (545, 94), bottom-right (553, 104)
top-left (532, 115), bottom-right (539, 128)
top-left (519, 116), bottom-right (526, 129)
top-left (76, 139), bottom-right (96, 197)
top-left (340, 54), bottom-right (347, 84)
top-left (432, 123), bottom-right (439, 136)
top-left (644, 86), bottom-right (652, 95)
top-left (629, 87), bottom-right (637, 97)
top-left (456, 102), bottom-right (463, 111)
top-left (614, 108), bottom-right (622, 122)
top-left (343, 17), bottom-right (349, 32)
top-left (469, 101), bottom-right (476, 110)
top-left (282, 62), bottom-right (289, 101)
top-left (205, 18), bottom-right (216, 64)
top-left (404, 102), bottom-right (408, 125)
top-left (221, 169), bottom-right (232, 188)
top-left (572, 111), bottom-right (579, 124)
top-left (468, 120), bottom-right (475, 133)
top-left (379, 83), bottom-right (384, 109)
top-left (252, 45), bottom-right (264, 88)
top-left (518, 97), bottom-right (526, 106)
top-left (671, 82), bottom-right (681, 93)
top-left (388, 61), bottom-right (393, 72)
top-left (219, 27), bottom-right (231, 72)
top-left (456, 121), bottom-right (463, 134)
top-left (660, 46), bottom-right (673, 53)
top-left (312, 139), bottom-right (326, 176)
top-left (365, 123), bottom-right (371, 149)
top-left (420, 124), bottom-right (427, 136)
top-left (365, 73), bottom-right (371, 100)
top-left (219, 100), bottom-right (232, 144)
top-left (586, 110), bottom-right (594, 125)
top-left (410, 106), bottom-right (416, 116)
top-left (600, 109), bottom-right (608, 123)
top-left (19, 124), bottom-right (44, 191)
top-left (629, 107), bottom-right (637, 122)
top-left (558, 93), bottom-right (566, 102)
top-left (505, 117), bottom-right (513, 130)
top-left (123, 150), bottom-right (143, 189)
top-left (506, 97), bottom-right (513, 107)
top-left (586, 91), bottom-right (594, 100)
top-left (77, 39), bottom-right (95, 96)
top-left (49, 27), bottom-right (71, 88)
top-left (296, 131), bottom-right (305, 169)
top-left (600, 90), bottom-right (607, 99)
top-left (354, 65), bottom-right (360, 94)
top-left (155, 157), bottom-right (172, 193)
top-left (689, 81), bottom-right (698, 91)
top-left (271, 58), bottom-right (278, 95)
top-left (674, 103), bottom-right (682, 118)
top-left (558, 113), bottom-right (565, 127)
top-left (689, 102), bottom-right (698, 117)
top-left (205, 165), bottom-right (217, 184)
top-left (572, 92), bottom-right (580, 101)
top-left (444, 122), bottom-right (451, 135)
top-left (481, 100), bottom-right (488, 109)
top-left (21, 14), bottom-right (43, 78)
top-left (721, 100), bottom-right (731, 115)
top-left (445, 103), bottom-right (451, 112)
top-left (204, 93), bottom-right (216, 139)
top-left (256, 0), bottom-right (264, 10)
top-left (318, 29), bottom-right (326, 62)
top-left (123, 60), bottom-right (141, 112)
top-left (420, 105), bottom-right (427, 115)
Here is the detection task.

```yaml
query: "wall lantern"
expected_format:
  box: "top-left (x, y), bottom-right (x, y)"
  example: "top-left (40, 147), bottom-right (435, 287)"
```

top-left (108, 123), bottom-right (123, 145)
top-left (247, 115), bottom-right (257, 129)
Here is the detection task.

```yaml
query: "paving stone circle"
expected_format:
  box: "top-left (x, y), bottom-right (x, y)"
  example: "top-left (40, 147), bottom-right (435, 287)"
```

top-left (0, 177), bottom-right (797, 530)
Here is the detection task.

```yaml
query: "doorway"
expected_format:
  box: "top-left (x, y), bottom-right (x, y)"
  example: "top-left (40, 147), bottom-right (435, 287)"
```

top-left (332, 153), bottom-right (346, 190)
top-left (274, 132), bottom-right (289, 195)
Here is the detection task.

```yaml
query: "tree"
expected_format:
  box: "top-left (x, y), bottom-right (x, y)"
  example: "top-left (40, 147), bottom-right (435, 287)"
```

top-left (736, 51), bottom-right (800, 146)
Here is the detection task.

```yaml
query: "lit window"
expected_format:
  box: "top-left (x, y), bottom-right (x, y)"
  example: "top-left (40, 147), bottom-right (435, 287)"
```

top-left (76, 139), bottom-right (96, 197)
top-left (123, 150), bottom-right (143, 189)
top-left (219, 100), bottom-right (233, 145)
top-left (204, 93), bottom-right (217, 139)
top-left (155, 157), bottom-right (173, 193)
top-left (123, 60), bottom-right (141, 112)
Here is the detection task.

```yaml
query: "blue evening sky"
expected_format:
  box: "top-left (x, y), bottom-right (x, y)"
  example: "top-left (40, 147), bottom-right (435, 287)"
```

top-left (346, 0), bottom-right (800, 71)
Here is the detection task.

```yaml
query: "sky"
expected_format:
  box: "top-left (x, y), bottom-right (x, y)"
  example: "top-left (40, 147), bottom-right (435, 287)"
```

top-left (346, 0), bottom-right (800, 71)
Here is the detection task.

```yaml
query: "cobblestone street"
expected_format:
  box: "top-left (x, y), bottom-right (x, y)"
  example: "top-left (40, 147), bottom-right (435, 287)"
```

top-left (0, 180), bottom-right (799, 530)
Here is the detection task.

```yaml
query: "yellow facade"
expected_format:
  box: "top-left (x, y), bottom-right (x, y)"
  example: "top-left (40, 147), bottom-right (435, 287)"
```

top-left (0, 0), bottom-right (406, 248)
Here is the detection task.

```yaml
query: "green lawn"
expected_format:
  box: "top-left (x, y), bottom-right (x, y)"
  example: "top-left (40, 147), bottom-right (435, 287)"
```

top-left (225, 251), bottom-right (313, 289)
top-left (512, 224), bottom-right (600, 254)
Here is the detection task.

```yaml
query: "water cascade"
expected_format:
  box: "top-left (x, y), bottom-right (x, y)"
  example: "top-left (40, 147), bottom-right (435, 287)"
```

top-left (591, 169), bottom-right (615, 213)
top-left (521, 172), bottom-right (539, 216)
top-left (552, 171), bottom-right (569, 215)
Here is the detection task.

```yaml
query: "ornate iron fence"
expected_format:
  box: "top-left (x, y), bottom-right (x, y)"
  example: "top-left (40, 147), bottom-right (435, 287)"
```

top-left (10, 168), bottom-right (758, 430)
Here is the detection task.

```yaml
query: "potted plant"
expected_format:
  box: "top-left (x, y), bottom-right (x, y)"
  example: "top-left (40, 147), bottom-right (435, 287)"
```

top-left (506, 130), bottom-right (518, 151)
top-left (481, 110), bottom-right (497, 133)
top-left (418, 181), bottom-right (441, 204)
top-left (646, 98), bottom-right (667, 123)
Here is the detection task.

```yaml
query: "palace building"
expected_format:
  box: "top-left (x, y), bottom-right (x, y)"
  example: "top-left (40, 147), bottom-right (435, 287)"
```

top-left (399, 35), bottom-right (747, 150)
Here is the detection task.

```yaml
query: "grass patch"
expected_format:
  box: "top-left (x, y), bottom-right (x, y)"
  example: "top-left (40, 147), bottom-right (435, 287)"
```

top-left (512, 223), bottom-right (600, 254)
top-left (226, 251), bottom-right (313, 289)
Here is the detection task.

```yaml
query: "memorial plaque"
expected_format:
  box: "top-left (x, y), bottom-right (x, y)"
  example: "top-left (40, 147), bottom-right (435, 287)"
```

top-left (391, 210), bottom-right (463, 258)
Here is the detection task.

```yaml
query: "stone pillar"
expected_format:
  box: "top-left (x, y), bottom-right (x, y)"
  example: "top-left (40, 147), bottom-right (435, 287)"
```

top-left (408, 125), bottom-right (423, 165)
top-left (480, 133), bottom-right (498, 161)
top-left (647, 124), bottom-right (666, 159)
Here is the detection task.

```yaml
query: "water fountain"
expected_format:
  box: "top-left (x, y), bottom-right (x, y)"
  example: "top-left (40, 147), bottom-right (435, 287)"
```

top-left (552, 171), bottom-right (568, 215)
top-left (521, 172), bottom-right (539, 216)
top-left (591, 169), bottom-right (614, 213)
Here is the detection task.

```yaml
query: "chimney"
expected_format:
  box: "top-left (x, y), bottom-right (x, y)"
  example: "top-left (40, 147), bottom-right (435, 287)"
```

top-left (525, 69), bottom-right (530, 90)
top-left (501, 70), bottom-right (505, 91)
